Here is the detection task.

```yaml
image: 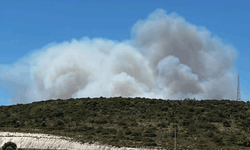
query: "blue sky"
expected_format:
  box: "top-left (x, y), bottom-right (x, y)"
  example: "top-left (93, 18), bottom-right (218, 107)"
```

top-left (0, 0), bottom-right (249, 106)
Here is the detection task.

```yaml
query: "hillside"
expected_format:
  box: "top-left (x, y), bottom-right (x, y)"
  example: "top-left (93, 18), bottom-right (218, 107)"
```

top-left (0, 97), bottom-right (250, 149)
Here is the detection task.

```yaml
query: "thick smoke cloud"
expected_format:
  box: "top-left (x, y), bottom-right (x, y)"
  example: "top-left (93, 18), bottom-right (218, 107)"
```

top-left (0, 9), bottom-right (238, 104)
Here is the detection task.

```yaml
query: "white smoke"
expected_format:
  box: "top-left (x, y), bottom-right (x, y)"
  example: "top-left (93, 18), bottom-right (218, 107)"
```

top-left (0, 9), bottom-right (238, 104)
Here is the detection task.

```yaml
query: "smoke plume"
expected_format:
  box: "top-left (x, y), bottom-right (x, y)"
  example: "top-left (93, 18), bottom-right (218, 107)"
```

top-left (0, 9), bottom-right (238, 104)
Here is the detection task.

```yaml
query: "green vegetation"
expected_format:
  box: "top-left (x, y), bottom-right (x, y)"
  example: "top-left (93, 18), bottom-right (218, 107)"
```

top-left (2, 142), bottom-right (17, 150)
top-left (0, 97), bottom-right (250, 149)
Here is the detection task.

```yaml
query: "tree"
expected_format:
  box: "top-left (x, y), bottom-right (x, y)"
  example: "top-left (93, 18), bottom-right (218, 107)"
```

top-left (2, 141), bottom-right (17, 150)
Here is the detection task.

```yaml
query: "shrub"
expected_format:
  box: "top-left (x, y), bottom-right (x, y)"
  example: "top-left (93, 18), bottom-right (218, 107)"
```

top-left (11, 116), bottom-right (18, 124)
top-left (132, 135), bottom-right (142, 141)
top-left (229, 134), bottom-right (236, 143)
top-left (242, 120), bottom-right (250, 127)
top-left (95, 126), bottom-right (103, 133)
top-left (144, 128), bottom-right (157, 137)
top-left (144, 142), bottom-right (157, 146)
top-left (143, 138), bottom-right (154, 143)
top-left (244, 138), bottom-right (250, 147)
top-left (29, 106), bottom-right (40, 117)
top-left (125, 130), bottom-right (132, 135)
top-left (118, 121), bottom-right (127, 126)
top-left (95, 119), bottom-right (108, 124)
top-left (42, 116), bottom-right (46, 121)
top-left (182, 120), bottom-right (190, 126)
top-left (144, 133), bottom-right (157, 137)
top-left (108, 128), bottom-right (117, 135)
top-left (101, 128), bottom-right (117, 135)
top-left (161, 106), bottom-right (168, 111)
top-left (130, 122), bottom-right (138, 127)
top-left (41, 121), bottom-right (46, 127)
top-left (111, 137), bottom-right (119, 142)
top-left (213, 135), bottom-right (223, 143)
top-left (189, 108), bottom-right (194, 112)
top-left (102, 135), bottom-right (115, 138)
top-left (132, 131), bottom-right (141, 136)
top-left (206, 131), bottom-right (214, 138)
top-left (89, 120), bottom-right (94, 123)
top-left (2, 142), bottom-right (17, 150)
top-left (245, 109), bottom-right (250, 117)
top-left (57, 119), bottom-right (64, 126)
top-left (197, 122), bottom-right (217, 131)
top-left (14, 121), bottom-right (20, 128)
top-left (55, 108), bottom-right (64, 117)
top-left (171, 129), bottom-right (179, 138)
top-left (236, 135), bottom-right (245, 146)
top-left (117, 130), bottom-right (124, 139)
top-left (157, 122), bottom-right (167, 128)
top-left (223, 120), bottom-right (231, 127)
top-left (73, 125), bottom-right (87, 132)
top-left (209, 116), bottom-right (223, 123)
top-left (194, 109), bottom-right (201, 115)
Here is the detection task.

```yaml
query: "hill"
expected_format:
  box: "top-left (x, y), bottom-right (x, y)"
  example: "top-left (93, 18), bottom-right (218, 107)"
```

top-left (0, 97), bottom-right (250, 149)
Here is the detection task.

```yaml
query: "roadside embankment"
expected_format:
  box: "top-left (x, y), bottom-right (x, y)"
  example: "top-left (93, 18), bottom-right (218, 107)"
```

top-left (0, 132), bottom-right (164, 150)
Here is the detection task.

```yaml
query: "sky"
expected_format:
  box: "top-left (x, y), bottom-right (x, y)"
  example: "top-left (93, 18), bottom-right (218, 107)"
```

top-left (0, 0), bottom-right (249, 106)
